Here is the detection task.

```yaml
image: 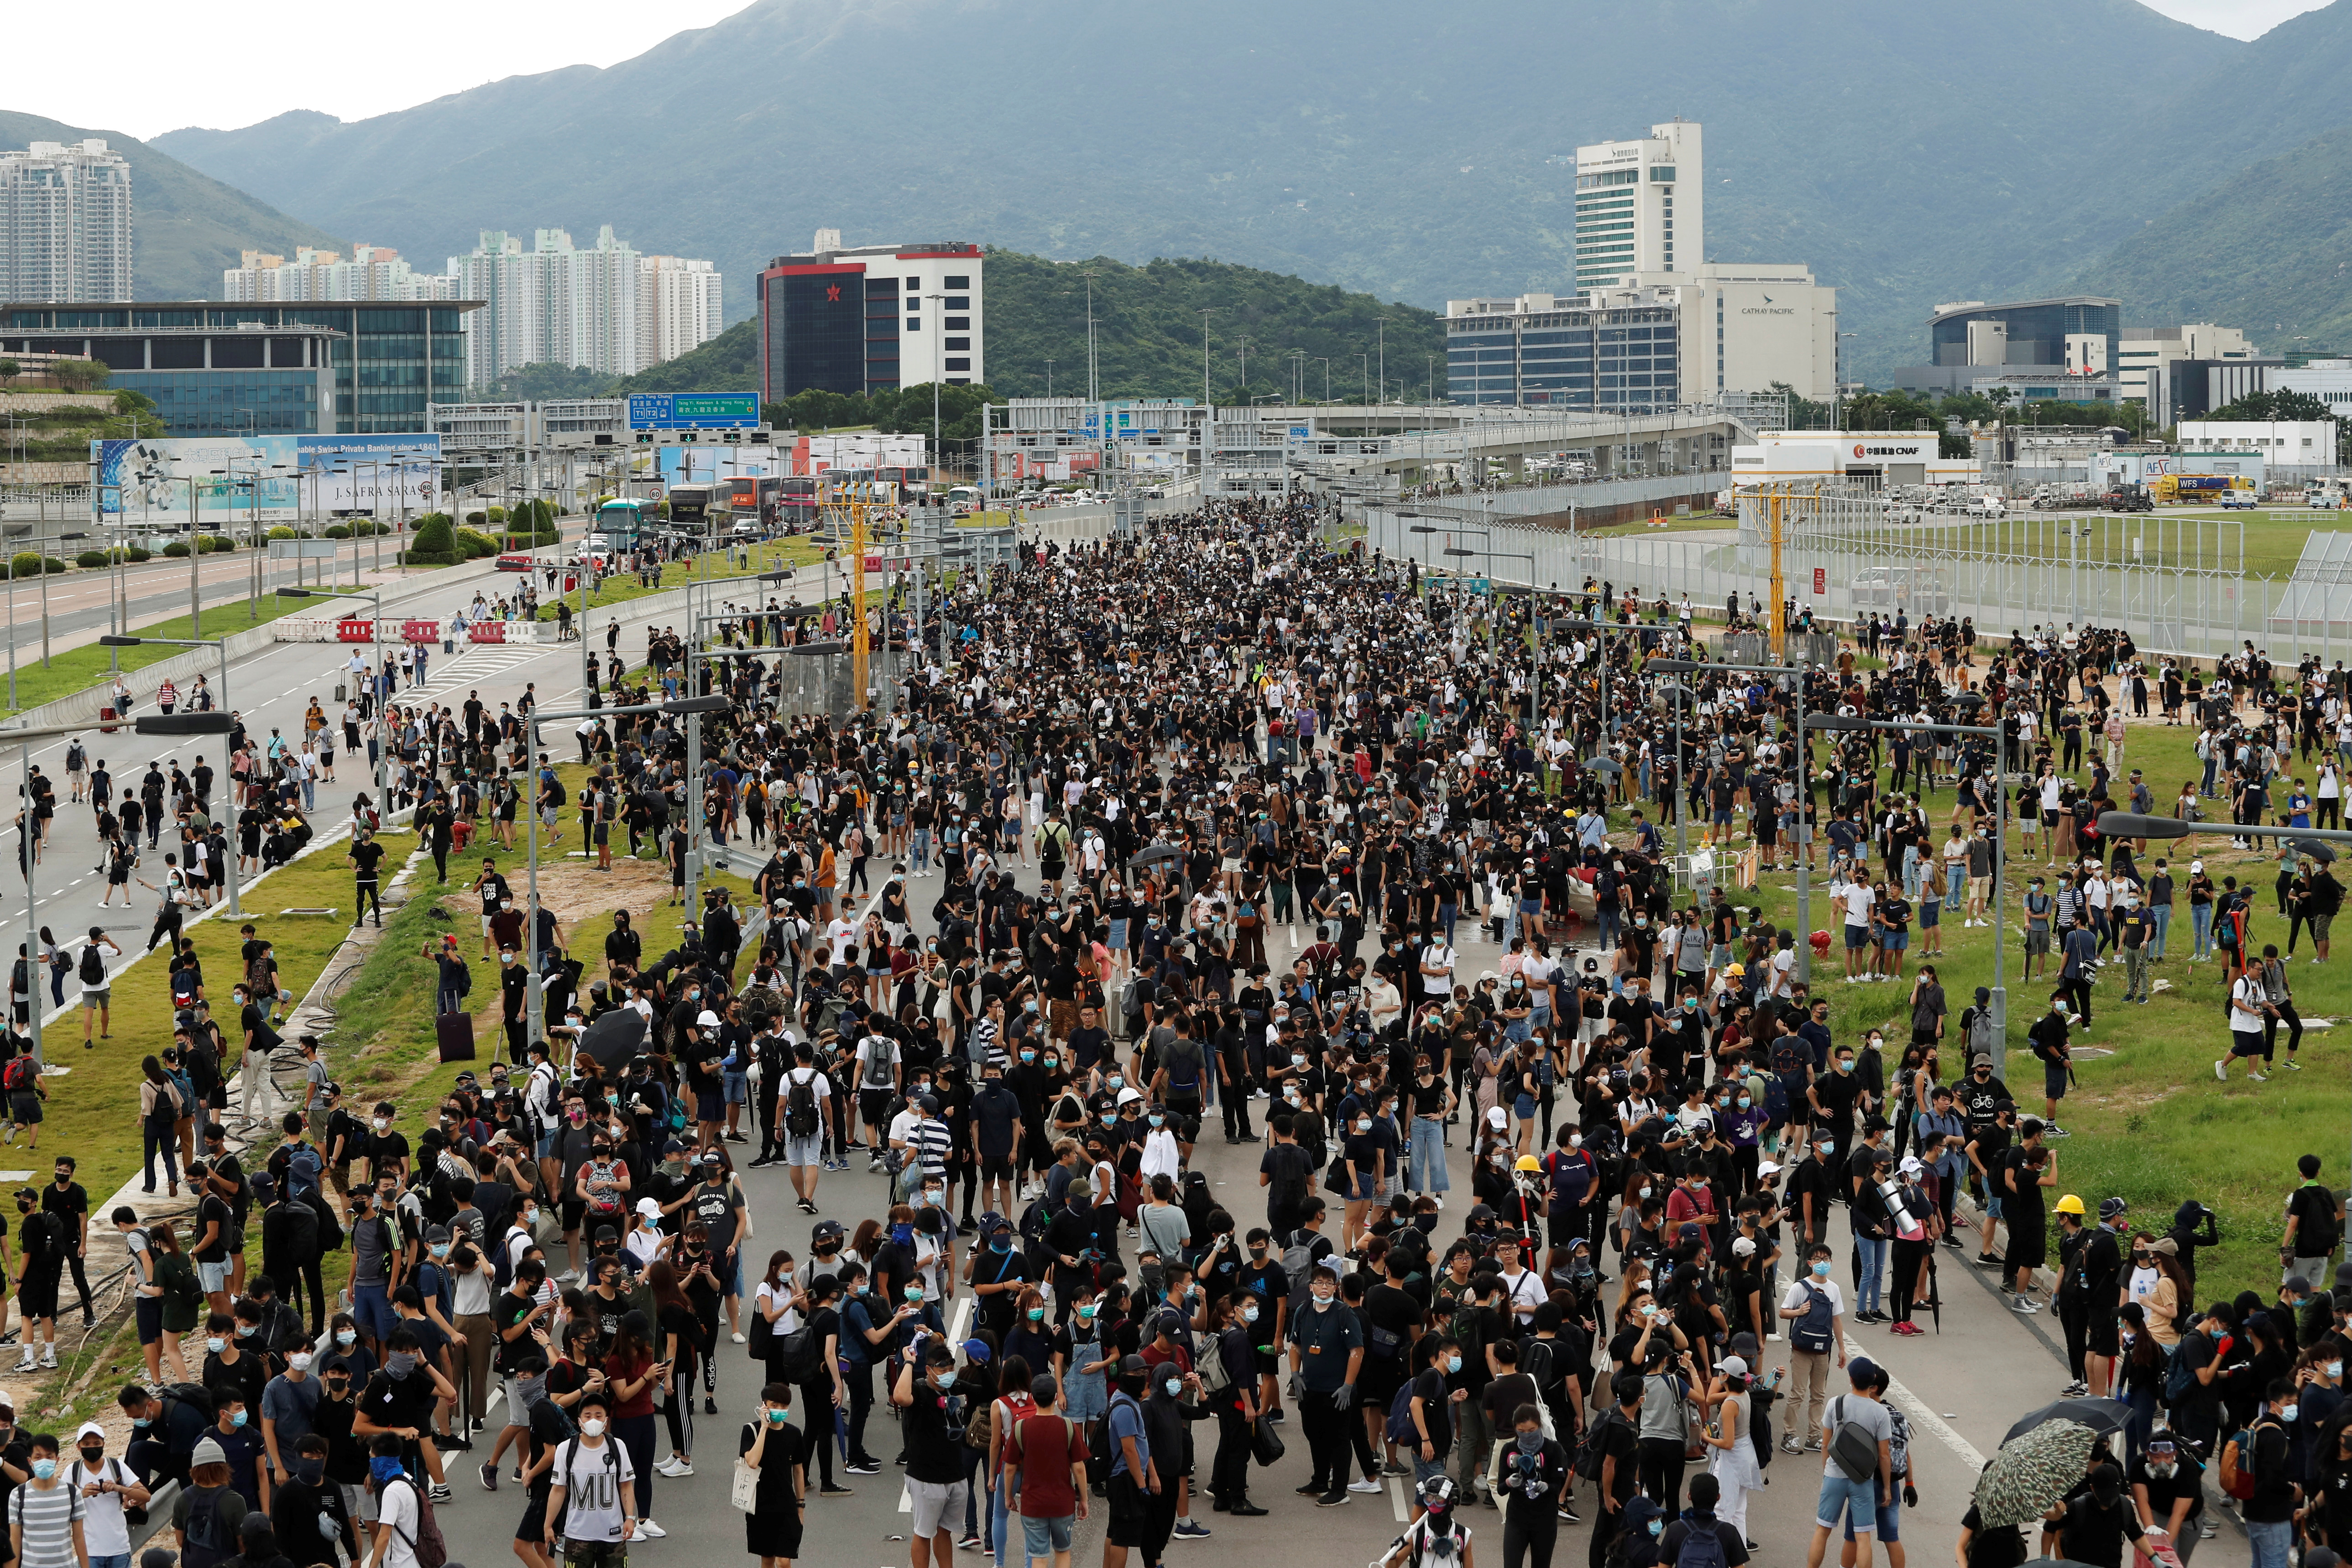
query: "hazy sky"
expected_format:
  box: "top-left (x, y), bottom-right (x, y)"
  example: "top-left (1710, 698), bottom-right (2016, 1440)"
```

top-left (4, 0), bottom-right (2331, 142)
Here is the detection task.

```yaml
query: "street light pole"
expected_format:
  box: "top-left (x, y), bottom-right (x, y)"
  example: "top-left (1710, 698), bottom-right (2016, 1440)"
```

top-left (96, 632), bottom-right (240, 913)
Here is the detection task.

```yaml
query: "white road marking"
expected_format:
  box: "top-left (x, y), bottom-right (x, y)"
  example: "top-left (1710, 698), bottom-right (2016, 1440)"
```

top-left (1389, 1475), bottom-right (1410, 1522)
top-left (1838, 1331), bottom-right (1986, 1470)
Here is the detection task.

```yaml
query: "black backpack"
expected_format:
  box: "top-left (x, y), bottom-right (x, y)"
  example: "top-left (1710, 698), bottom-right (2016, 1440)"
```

top-left (785, 1071), bottom-right (821, 1138)
top-left (1089, 1391), bottom-right (1143, 1472)
top-left (1572, 1407), bottom-right (1624, 1481)
top-left (78, 944), bottom-right (104, 986)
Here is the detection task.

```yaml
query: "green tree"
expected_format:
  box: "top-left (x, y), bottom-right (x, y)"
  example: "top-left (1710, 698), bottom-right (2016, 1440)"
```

top-left (0, 359), bottom-right (17, 388)
top-left (51, 359), bottom-right (108, 394)
top-left (2207, 388), bottom-right (2331, 423)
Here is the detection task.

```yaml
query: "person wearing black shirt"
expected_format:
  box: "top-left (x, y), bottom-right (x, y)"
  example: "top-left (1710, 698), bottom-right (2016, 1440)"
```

top-left (2051, 1464), bottom-right (2144, 1568)
top-left (347, 833), bottom-right (385, 929)
top-left (2125, 1436), bottom-right (2203, 1548)
top-left (41, 1159), bottom-right (90, 1328)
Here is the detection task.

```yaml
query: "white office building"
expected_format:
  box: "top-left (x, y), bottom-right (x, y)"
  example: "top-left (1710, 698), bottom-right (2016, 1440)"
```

top-left (223, 244), bottom-right (457, 302)
top-left (2116, 322), bottom-right (2257, 412)
top-left (2273, 357), bottom-right (2352, 413)
top-left (638, 255), bottom-right (724, 369)
top-left (449, 226), bottom-right (723, 388)
top-left (0, 139), bottom-right (133, 303)
top-left (2178, 418), bottom-right (2339, 469)
top-left (1573, 120), bottom-right (1701, 292)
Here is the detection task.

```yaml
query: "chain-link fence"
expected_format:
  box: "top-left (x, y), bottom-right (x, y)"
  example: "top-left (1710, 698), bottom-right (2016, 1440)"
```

top-left (1361, 484), bottom-right (2352, 667)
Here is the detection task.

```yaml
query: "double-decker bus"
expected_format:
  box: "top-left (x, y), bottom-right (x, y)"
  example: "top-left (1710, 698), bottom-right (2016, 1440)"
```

top-left (778, 476), bottom-right (818, 532)
top-left (667, 484), bottom-right (719, 530)
top-left (722, 474), bottom-right (785, 528)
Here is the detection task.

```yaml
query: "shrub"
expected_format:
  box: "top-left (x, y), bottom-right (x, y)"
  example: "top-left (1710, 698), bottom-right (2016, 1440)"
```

top-left (484, 506), bottom-right (507, 526)
top-left (267, 526), bottom-right (298, 541)
top-left (126, 547), bottom-right (151, 563)
top-left (162, 542), bottom-right (190, 557)
top-left (403, 513), bottom-right (458, 568)
top-left (324, 525), bottom-right (350, 540)
top-left (6, 554), bottom-right (34, 578)
top-left (40, 557), bottom-right (65, 574)
top-left (464, 511), bottom-right (486, 526)
top-left (202, 535), bottom-right (235, 552)
top-left (454, 528), bottom-right (497, 560)
top-left (75, 551), bottom-right (107, 569)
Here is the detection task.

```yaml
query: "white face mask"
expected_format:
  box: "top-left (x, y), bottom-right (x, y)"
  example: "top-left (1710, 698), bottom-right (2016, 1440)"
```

top-left (580, 1418), bottom-right (606, 1438)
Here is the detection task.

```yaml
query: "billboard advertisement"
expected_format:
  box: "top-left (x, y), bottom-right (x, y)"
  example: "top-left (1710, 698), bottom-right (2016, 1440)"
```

top-left (91, 436), bottom-right (443, 526)
top-left (627, 393), bottom-right (760, 431)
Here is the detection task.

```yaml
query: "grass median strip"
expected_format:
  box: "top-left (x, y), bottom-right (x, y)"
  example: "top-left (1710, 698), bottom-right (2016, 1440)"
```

top-left (1666, 692), bottom-right (2347, 1302)
top-left (532, 539), bottom-right (828, 626)
top-left (38, 830), bottom-right (415, 1205)
top-left (0, 594), bottom-right (318, 721)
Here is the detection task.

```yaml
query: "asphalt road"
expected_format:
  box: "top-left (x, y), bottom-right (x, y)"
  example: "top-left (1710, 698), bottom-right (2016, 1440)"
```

top-left (416, 851), bottom-right (2253, 1568)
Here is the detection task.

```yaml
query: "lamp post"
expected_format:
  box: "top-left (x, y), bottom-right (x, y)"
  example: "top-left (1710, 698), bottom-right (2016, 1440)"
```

top-left (1646, 655), bottom-right (1820, 980)
top-left (94, 633), bottom-right (240, 914)
top-left (276, 587), bottom-right (385, 798)
top-left (518, 695), bottom-right (730, 1046)
top-left (10, 712), bottom-right (231, 1063)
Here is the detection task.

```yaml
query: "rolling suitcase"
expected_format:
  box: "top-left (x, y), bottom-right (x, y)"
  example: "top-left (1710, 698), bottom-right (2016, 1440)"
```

top-left (435, 1011), bottom-right (476, 1062)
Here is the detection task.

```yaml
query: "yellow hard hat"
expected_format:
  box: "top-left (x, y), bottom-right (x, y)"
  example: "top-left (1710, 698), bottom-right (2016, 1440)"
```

top-left (1516, 1155), bottom-right (1543, 1173)
top-left (2054, 1194), bottom-right (2085, 1215)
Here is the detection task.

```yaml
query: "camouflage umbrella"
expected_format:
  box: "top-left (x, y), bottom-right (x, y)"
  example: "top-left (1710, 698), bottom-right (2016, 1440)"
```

top-left (1972, 1417), bottom-right (2100, 1530)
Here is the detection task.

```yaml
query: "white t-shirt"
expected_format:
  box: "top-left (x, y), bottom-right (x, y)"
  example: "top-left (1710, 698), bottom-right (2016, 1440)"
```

top-left (1842, 884), bottom-right (1875, 927)
top-left (551, 1438), bottom-right (637, 1543)
top-left (379, 1476), bottom-right (422, 1568)
top-left (73, 1460), bottom-right (131, 1557)
top-left (1420, 944), bottom-right (1455, 998)
top-left (1780, 1277), bottom-right (1848, 1319)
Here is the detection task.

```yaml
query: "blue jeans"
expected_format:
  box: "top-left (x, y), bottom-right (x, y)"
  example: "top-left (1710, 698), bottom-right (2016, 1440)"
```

top-left (2191, 903), bottom-right (2214, 958)
top-left (352, 1281), bottom-right (396, 1344)
top-left (1410, 1117), bottom-right (1450, 1194)
top-left (1945, 864), bottom-right (1965, 903)
top-left (991, 1474), bottom-right (1011, 1567)
top-left (1855, 1235), bottom-right (1887, 1314)
top-left (2248, 1517), bottom-right (2293, 1568)
top-left (2150, 904), bottom-right (2172, 959)
top-left (910, 828), bottom-right (931, 874)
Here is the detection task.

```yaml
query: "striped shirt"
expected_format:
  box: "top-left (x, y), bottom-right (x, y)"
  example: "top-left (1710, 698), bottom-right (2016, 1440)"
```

top-left (907, 1114), bottom-right (954, 1179)
top-left (10, 1479), bottom-right (83, 1568)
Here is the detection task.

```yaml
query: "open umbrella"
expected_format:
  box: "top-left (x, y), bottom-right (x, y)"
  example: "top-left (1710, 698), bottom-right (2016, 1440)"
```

top-left (2002, 1397), bottom-right (2132, 1447)
top-left (1973, 1417), bottom-right (2101, 1529)
top-left (1128, 843), bottom-right (1186, 871)
top-left (576, 1007), bottom-right (648, 1068)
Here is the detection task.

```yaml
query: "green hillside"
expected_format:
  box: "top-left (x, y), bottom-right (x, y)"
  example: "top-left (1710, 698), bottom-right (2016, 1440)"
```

top-left (0, 110), bottom-right (349, 302)
top-left (2063, 121), bottom-right (2352, 353)
top-left (466, 250), bottom-right (1442, 406)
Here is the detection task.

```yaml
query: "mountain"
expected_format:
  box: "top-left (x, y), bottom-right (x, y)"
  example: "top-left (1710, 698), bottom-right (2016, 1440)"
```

top-left (612, 318), bottom-right (759, 396)
top-left (0, 110), bottom-right (348, 302)
top-left (2062, 124), bottom-right (2352, 352)
top-left (2045, 2), bottom-right (2352, 351)
top-left (148, 0), bottom-right (2241, 380)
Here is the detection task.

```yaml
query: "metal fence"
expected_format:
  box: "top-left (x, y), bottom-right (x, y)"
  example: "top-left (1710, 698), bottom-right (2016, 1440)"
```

top-left (1360, 485), bottom-right (2352, 668)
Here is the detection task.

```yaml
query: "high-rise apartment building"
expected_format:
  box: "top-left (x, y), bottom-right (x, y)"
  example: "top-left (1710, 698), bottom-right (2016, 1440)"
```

top-left (639, 255), bottom-right (723, 369)
top-left (757, 232), bottom-right (983, 402)
top-left (448, 226), bottom-right (721, 388)
top-left (0, 140), bottom-right (133, 303)
top-left (223, 244), bottom-right (456, 302)
top-left (1573, 120), bottom-right (1700, 292)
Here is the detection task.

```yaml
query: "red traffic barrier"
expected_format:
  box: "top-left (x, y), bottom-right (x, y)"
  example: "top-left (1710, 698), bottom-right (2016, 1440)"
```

top-left (401, 619), bottom-right (441, 643)
top-left (336, 619), bottom-right (374, 642)
top-left (469, 622), bottom-right (507, 644)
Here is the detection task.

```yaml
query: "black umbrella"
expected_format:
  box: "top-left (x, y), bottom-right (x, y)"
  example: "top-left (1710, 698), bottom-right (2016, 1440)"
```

top-left (1128, 843), bottom-right (1186, 870)
top-left (576, 1007), bottom-right (648, 1069)
top-left (2002, 1396), bottom-right (2132, 1446)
